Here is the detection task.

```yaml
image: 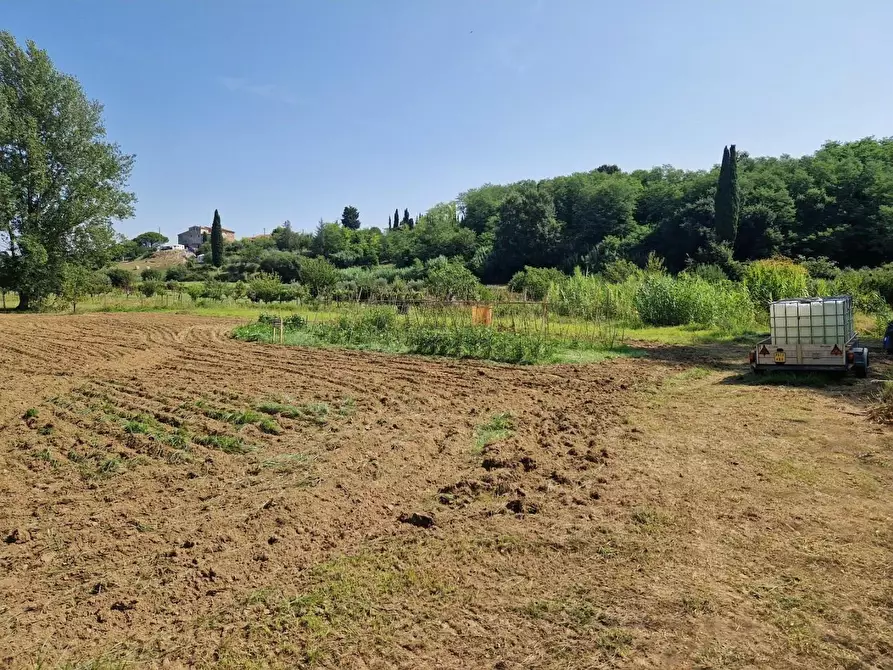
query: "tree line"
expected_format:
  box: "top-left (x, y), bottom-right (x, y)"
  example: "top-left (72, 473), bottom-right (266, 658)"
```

top-left (5, 31), bottom-right (893, 311)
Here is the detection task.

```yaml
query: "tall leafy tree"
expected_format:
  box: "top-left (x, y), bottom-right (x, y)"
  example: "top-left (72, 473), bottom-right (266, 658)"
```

top-left (341, 205), bottom-right (361, 230)
top-left (0, 32), bottom-right (135, 309)
top-left (394, 208), bottom-right (401, 230)
top-left (714, 145), bottom-right (739, 244)
top-left (387, 215), bottom-right (392, 230)
top-left (210, 209), bottom-right (224, 267)
top-left (402, 208), bottom-right (411, 228)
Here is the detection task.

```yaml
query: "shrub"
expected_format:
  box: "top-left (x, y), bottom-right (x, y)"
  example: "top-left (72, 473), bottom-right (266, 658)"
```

top-left (106, 268), bottom-right (134, 290)
top-left (165, 265), bottom-right (190, 281)
top-left (299, 257), bottom-right (339, 298)
top-left (425, 258), bottom-right (482, 301)
top-left (140, 268), bottom-right (164, 282)
top-left (278, 283), bottom-right (310, 303)
top-left (508, 266), bottom-right (566, 300)
top-left (138, 280), bottom-right (164, 298)
top-left (602, 259), bottom-right (640, 284)
top-left (202, 279), bottom-right (226, 300)
top-left (247, 272), bottom-right (284, 303)
top-left (359, 306), bottom-right (398, 332)
top-left (742, 258), bottom-right (808, 307)
top-left (184, 284), bottom-right (204, 302)
top-left (688, 264), bottom-right (728, 284)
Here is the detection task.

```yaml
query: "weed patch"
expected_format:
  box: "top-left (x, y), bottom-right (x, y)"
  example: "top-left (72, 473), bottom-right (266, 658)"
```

top-left (474, 412), bottom-right (515, 453)
top-left (194, 433), bottom-right (253, 454)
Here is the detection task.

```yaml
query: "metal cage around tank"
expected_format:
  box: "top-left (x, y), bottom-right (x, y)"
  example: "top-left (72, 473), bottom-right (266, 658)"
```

top-left (768, 296), bottom-right (855, 346)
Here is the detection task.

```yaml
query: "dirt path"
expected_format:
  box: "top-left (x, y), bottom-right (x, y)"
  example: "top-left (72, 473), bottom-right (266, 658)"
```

top-left (0, 313), bottom-right (890, 668)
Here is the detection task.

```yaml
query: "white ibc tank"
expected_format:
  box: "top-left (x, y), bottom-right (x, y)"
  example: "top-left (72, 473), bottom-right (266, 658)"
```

top-left (769, 296), bottom-right (854, 345)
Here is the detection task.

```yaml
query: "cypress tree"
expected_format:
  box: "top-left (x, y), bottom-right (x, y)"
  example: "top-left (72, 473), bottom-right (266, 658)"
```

top-left (394, 208), bottom-right (400, 230)
top-left (714, 146), bottom-right (735, 244)
top-left (402, 208), bottom-right (410, 227)
top-left (387, 216), bottom-right (392, 230)
top-left (210, 209), bottom-right (224, 267)
top-left (729, 144), bottom-right (740, 242)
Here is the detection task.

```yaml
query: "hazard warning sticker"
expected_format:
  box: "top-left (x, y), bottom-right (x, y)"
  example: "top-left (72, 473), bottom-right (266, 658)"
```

top-left (759, 345), bottom-right (770, 355)
top-left (830, 344), bottom-right (842, 356)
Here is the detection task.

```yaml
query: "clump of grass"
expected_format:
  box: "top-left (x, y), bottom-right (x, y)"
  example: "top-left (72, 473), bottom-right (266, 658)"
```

top-left (194, 433), bottom-right (253, 454)
top-left (338, 397), bottom-right (356, 417)
top-left (97, 456), bottom-right (124, 476)
top-left (257, 417), bottom-right (283, 435)
top-left (257, 401), bottom-right (330, 425)
top-left (474, 412), bottom-right (515, 453)
top-left (596, 628), bottom-right (634, 657)
top-left (23, 408), bottom-right (39, 420)
top-left (195, 401), bottom-right (262, 426)
top-left (33, 447), bottom-right (57, 466)
top-left (124, 420), bottom-right (150, 434)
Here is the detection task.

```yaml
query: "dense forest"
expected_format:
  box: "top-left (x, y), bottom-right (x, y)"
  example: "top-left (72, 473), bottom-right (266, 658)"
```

top-left (206, 137), bottom-right (893, 285)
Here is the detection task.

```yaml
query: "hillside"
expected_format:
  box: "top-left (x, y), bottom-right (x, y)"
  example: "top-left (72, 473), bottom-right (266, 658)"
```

top-left (117, 249), bottom-right (190, 273)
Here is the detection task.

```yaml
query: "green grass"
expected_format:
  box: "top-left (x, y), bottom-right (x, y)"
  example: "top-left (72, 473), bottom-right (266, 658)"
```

top-left (256, 400), bottom-right (331, 425)
top-left (474, 412), bottom-right (515, 453)
top-left (626, 323), bottom-right (764, 345)
top-left (193, 433), bottom-right (254, 454)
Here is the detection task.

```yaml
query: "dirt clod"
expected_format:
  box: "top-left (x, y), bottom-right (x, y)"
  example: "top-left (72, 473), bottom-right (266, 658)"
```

top-left (399, 512), bottom-right (436, 529)
top-left (4, 529), bottom-right (29, 544)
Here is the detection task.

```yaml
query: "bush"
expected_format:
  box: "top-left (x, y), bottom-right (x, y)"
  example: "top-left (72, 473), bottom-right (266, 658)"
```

top-left (259, 313), bottom-right (307, 329)
top-left (688, 264), bottom-right (728, 284)
top-left (106, 268), bottom-right (134, 290)
top-left (140, 268), bottom-right (164, 282)
top-left (279, 283), bottom-right (310, 303)
top-left (185, 284), bottom-right (204, 302)
top-left (202, 279), bottom-right (226, 300)
top-left (742, 258), bottom-right (808, 307)
top-left (601, 259), bottom-right (639, 284)
top-left (165, 265), bottom-right (190, 281)
top-left (360, 306), bottom-right (398, 331)
top-left (247, 272), bottom-right (284, 303)
top-left (138, 280), bottom-right (164, 298)
top-left (425, 258), bottom-right (482, 301)
top-left (508, 266), bottom-right (566, 300)
top-left (299, 257), bottom-right (339, 298)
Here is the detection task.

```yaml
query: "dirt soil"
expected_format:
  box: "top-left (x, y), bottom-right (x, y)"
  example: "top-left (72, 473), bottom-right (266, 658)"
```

top-left (0, 313), bottom-right (891, 669)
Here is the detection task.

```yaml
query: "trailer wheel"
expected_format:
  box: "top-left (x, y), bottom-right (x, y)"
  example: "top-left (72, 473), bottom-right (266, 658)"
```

top-left (854, 351), bottom-right (868, 378)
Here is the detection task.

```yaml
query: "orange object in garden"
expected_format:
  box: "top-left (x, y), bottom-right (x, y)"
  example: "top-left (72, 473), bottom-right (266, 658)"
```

top-left (471, 304), bottom-right (493, 326)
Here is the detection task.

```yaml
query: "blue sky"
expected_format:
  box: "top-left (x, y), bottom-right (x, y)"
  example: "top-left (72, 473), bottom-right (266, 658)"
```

top-left (5, 0), bottom-right (893, 240)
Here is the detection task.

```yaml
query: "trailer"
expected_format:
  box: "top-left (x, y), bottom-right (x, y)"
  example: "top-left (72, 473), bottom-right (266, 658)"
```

top-left (749, 296), bottom-right (869, 377)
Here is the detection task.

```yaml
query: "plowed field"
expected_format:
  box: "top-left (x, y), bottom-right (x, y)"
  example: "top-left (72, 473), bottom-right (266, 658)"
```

top-left (0, 313), bottom-right (891, 669)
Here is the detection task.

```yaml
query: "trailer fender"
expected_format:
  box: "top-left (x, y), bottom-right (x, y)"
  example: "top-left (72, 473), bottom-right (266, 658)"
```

top-left (852, 347), bottom-right (869, 378)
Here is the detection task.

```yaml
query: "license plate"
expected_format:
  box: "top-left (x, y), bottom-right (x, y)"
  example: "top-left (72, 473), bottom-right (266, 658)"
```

top-left (774, 351), bottom-right (786, 364)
